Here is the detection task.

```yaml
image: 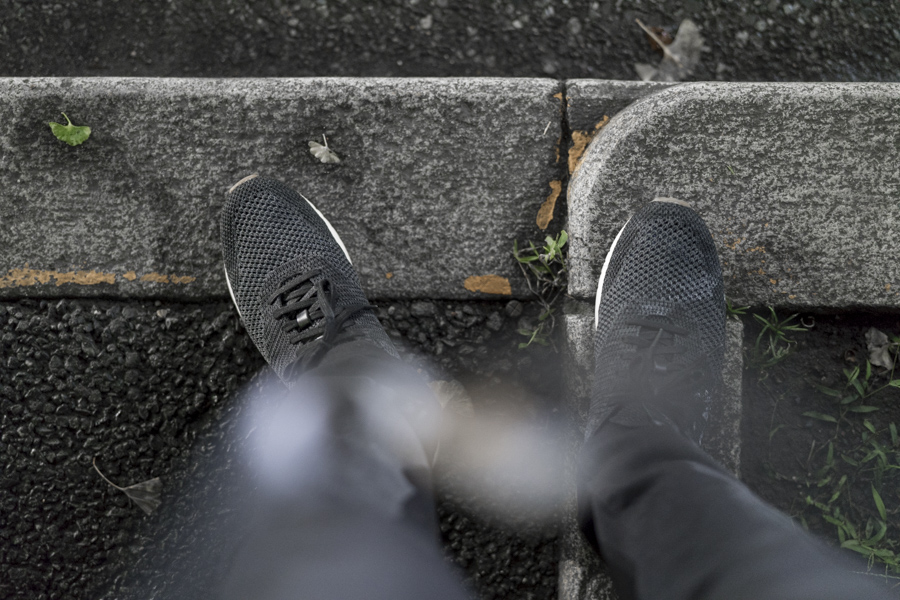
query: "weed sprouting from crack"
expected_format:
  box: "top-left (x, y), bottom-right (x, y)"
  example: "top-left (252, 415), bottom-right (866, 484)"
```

top-left (512, 231), bottom-right (568, 350)
top-left (749, 307), bottom-right (810, 372)
top-left (726, 298), bottom-right (748, 319)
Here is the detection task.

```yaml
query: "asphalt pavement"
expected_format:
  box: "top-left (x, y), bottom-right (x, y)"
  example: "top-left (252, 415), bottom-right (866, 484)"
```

top-left (3, 0), bottom-right (899, 82)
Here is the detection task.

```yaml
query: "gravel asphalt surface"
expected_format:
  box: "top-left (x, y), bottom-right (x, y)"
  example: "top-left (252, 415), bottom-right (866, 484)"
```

top-left (3, 0), bottom-right (899, 82)
top-left (0, 297), bottom-right (563, 600)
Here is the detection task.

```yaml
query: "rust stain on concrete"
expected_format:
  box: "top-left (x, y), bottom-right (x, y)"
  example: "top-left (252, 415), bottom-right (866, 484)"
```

top-left (0, 268), bottom-right (196, 288)
top-left (140, 273), bottom-right (170, 283)
top-left (0, 268), bottom-right (114, 288)
top-left (536, 180), bottom-right (562, 230)
top-left (568, 116), bottom-right (610, 175)
top-left (722, 237), bottom-right (744, 250)
top-left (464, 275), bottom-right (511, 296)
top-left (385, 272), bottom-right (393, 279)
top-left (54, 271), bottom-right (117, 286)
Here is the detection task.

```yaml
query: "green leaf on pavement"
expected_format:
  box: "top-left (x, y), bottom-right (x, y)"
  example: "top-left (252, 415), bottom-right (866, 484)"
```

top-left (49, 113), bottom-right (91, 146)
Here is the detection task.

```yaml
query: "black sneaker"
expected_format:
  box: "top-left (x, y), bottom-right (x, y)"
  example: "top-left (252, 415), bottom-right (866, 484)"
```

top-left (220, 174), bottom-right (399, 382)
top-left (586, 198), bottom-right (725, 445)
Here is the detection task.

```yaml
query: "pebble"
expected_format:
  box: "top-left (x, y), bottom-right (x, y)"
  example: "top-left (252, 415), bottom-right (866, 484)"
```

top-left (504, 300), bottom-right (523, 318)
top-left (410, 301), bottom-right (436, 317)
top-left (485, 312), bottom-right (503, 332)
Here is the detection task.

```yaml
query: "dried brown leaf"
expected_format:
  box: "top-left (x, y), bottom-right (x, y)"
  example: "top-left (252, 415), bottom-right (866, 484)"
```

top-left (634, 19), bottom-right (704, 82)
top-left (121, 478), bottom-right (163, 515)
top-left (866, 327), bottom-right (895, 370)
top-left (93, 457), bottom-right (163, 515)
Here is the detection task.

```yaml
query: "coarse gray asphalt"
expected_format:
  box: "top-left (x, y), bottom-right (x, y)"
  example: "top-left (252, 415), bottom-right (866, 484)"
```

top-left (3, 0), bottom-right (899, 82)
top-left (0, 297), bottom-right (565, 600)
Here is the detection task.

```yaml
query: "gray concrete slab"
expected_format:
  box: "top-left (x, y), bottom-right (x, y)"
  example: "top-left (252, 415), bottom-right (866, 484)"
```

top-left (0, 77), bottom-right (563, 300)
top-left (567, 82), bottom-right (900, 309)
top-left (559, 310), bottom-right (744, 599)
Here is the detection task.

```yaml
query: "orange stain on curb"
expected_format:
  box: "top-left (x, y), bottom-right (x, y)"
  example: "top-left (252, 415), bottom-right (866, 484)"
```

top-left (169, 275), bottom-right (197, 284)
top-left (140, 273), bottom-right (170, 283)
top-left (569, 116), bottom-right (610, 175)
top-left (536, 180), bottom-right (562, 230)
top-left (464, 275), bottom-right (511, 296)
top-left (0, 268), bottom-right (196, 288)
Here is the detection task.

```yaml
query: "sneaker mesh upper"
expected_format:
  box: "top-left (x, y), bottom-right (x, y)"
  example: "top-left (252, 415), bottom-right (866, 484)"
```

top-left (220, 176), bottom-right (398, 379)
top-left (588, 200), bottom-right (725, 443)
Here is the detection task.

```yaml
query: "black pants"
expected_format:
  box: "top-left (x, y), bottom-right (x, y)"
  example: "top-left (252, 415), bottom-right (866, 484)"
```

top-left (578, 423), bottom-right (894, 600)
top-left (221, 343), bottom-right (894, 600)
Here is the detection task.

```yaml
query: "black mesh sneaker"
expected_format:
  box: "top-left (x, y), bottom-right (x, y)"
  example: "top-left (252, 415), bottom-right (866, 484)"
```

top-left (586, 198), bottom-right (725, 445)
top-left (220, 174), bottom-right (399, 382)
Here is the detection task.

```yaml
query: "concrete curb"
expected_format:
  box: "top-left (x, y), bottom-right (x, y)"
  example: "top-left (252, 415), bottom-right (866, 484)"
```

top-left (0, 77), bottom-right (564, 300)
top-left (568, 81), bottom-right (900, 308)
top-left (5, 78), bottom-right (899, 309)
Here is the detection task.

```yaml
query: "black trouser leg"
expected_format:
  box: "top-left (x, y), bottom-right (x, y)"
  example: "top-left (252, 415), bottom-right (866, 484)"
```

top-left (220, 342), bottom-right (470, 600)
top-left (579, 423), bottom-right (894, 600)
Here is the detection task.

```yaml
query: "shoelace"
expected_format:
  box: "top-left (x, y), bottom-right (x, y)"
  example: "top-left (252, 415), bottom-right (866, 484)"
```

top-left (604, 316), bottom-right (707, 434)
top-left (267, 268), bottom-right (376, 374)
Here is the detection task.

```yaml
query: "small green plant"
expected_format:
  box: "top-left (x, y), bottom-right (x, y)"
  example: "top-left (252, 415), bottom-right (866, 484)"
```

top-left (726, 298), bottom-right (748, 319)
top-left (48, 113), bottom-right (91, 146)
top-left (806, 360), bottom-right (900, 426)
top-left (801, 420), bottom-right (900, 575)
top-left (750, 307), bottom-right (809, 370)
top-left (513, 231), bottom-right (568, 349)
top-left (799, 344), bottom-right (900, 575)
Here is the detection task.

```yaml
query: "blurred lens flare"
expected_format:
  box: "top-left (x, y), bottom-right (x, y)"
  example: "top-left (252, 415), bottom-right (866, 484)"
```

top-left (239, 364), bottom-right (568, 527)
top-left (435, 400), bottom-right (567, 525)
top-left (243, 372), bottom-right (333, 497)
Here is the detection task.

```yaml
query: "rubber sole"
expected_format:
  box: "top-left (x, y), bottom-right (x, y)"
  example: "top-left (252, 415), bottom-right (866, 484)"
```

top-left (223, 174), bottom-right (355, 320)
top-left (594, 197), bottom-right (693, 330)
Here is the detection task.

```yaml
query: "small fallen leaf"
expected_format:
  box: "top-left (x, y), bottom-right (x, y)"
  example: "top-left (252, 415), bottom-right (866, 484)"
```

top-left (634, 19), bottom-right (704, 82)
top-left (48, 113), bottom-right (91, 146)
top-left (802, 411), bottom-right (837, 423)
top-left (873, 485), bottom-right (887, 521)
top-left (644, 25), bottom-right (675, 51)
top-left (309, 134), bottom-right (340, 164)
top-left (866, 327), bottom-right (895, 370)
top-left (93, 457), bottom-right (162, 515)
